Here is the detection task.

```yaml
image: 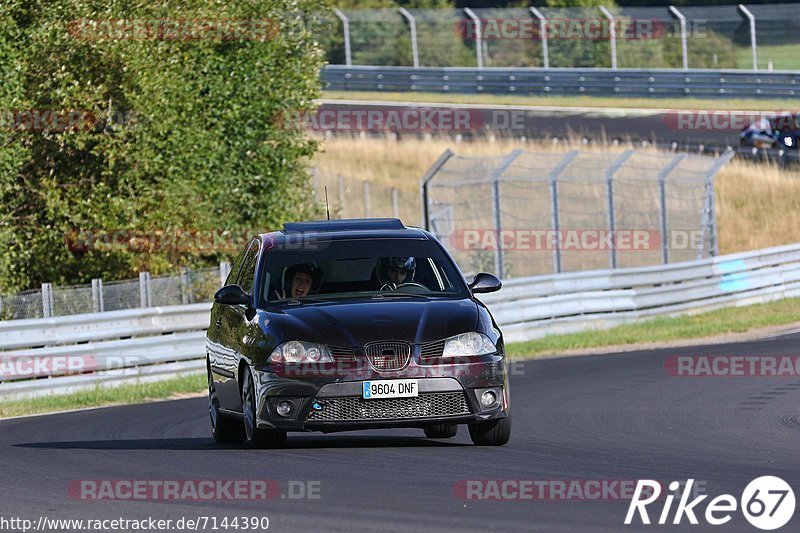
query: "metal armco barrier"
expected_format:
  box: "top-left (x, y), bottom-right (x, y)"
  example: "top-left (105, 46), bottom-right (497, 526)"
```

top-left (322, 66), bottom-right (800, 99)
top-left (2, 243), bottom-right (800, 398)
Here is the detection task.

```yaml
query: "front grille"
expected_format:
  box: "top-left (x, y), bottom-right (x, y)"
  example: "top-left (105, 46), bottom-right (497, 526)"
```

top-left (420, 339), bottom-right (445, 359)
top-left (306, 392), bottom-right (471, 422)
top-left (329, 346), bottom-right (356, 362)
top-left (364, 341), bottom-right (411, 372)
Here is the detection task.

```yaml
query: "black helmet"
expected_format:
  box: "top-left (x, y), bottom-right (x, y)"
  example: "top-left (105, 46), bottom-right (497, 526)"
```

top-left (283, 262), bottom-right (324, 294)
top-left (377, 256), bottom-right (416, 284)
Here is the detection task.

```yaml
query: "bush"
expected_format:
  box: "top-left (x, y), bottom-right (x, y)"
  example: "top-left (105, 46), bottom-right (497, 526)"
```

top-left (0, 0), bottom-right (325, 291)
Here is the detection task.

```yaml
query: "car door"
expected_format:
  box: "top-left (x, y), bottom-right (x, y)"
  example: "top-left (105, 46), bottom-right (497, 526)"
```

top-left (217, 239), bottom-right (260, 412)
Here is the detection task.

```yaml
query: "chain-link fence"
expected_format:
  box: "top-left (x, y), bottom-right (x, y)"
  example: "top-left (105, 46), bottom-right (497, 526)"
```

top-left (315, 4), bottom-right (800, 71)
top-left (0, 266), bottom-right (225, 321)
top-left (422, 148), bottom-right (733, 280)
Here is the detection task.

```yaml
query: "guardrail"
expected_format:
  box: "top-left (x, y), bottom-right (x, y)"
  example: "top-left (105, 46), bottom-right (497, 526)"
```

top-left (322, 65), bottom-right (800, 99)
top-left (2, 243), bottom-right (800, 398)
top-left (479, 242), bottom-right (800, 343)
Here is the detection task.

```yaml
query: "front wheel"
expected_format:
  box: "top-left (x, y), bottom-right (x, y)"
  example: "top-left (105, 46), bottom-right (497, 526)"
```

top-left (208, 366), bottom-right (245, 444)
top-left (241, 366), bottom-right (287, 449)
top-left (468, 416), bottom-right (511, 446)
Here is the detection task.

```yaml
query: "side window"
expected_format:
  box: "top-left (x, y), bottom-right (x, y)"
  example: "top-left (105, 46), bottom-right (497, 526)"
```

top-left (237, 240), bottom-right (260, 295)
top-left (224, 244), bottom-right (249, 286)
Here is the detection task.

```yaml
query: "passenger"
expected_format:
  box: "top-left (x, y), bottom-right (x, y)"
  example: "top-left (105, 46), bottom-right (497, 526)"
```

top-left (274, 262), bottom-right (323, 300)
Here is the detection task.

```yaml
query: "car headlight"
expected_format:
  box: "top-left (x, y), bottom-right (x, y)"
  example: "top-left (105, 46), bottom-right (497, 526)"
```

top-left (442, 332), bottom-right (496, 357)
top-left (268, 341), bottom-right (333, 363)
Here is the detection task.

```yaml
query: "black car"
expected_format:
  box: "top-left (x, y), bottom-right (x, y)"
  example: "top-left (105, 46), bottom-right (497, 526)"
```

top-left (205, 218), bottom-right (511, 448)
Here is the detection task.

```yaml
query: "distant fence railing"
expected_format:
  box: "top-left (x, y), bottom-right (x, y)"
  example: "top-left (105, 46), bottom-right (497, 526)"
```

top-left (314, 4), bottom-right (800, 72)
top-left (2, 242), bottom-right (800, 398)
top-left (0, 264), bottom-right (229, 321)
top-left (322, 65), bottom-right (800, 99)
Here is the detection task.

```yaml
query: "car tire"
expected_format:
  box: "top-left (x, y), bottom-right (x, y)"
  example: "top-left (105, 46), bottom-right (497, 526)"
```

top-left (208, 365), bottom-right (245, 444)
top-left (424, 423), bottom-right (458, 439)
top-left (468, 416), bottom-right (511, 446)
top-left (241, 366), bottom-right (287, 449)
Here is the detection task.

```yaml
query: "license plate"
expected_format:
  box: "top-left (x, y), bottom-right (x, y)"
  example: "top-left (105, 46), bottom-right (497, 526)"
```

top-left (362, 379), bottom-right (418, 399)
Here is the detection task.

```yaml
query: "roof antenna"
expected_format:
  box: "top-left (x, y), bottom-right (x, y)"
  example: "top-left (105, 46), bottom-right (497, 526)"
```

top-left (324, 185), bottom-right (331, 220)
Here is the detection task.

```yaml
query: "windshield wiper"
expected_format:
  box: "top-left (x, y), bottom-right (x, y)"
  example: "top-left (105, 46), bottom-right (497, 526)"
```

top-left (372, 292), bottom-right (429, 299)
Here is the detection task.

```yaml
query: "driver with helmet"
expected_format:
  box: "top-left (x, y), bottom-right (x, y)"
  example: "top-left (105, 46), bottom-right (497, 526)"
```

top-left (376, 256), bottom-right (419, 291)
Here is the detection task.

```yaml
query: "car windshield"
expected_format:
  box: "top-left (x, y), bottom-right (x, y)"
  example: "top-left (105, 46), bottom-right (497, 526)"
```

top-left (259, 237), bottom-right (470, 305)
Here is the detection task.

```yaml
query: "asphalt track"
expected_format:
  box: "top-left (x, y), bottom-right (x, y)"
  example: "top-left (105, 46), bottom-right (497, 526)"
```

top-left (3, 331), bottom-right (800, 532)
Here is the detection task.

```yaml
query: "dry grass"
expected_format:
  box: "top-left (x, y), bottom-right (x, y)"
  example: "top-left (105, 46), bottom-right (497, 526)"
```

top-left (312, 135), bottom-right (800, 254)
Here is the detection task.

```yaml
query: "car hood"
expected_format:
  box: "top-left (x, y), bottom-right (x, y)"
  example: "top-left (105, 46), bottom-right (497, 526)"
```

top-left (266, 297), bottom-right (480, 347)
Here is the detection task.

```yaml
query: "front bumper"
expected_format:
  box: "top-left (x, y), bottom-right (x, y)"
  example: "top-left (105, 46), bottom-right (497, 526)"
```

top-left (251, 356), bottom-right (509, 433)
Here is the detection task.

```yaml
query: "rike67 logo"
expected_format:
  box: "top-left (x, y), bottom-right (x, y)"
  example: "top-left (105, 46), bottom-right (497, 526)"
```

top-left (625, 477), bottom-right (795, 530)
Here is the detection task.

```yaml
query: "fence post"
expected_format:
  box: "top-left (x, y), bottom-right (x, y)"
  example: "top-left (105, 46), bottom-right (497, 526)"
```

top-left (669, 6), bottom-right (689, 70)
top-left (488, 150), bottom-right (523, 279)
top-left (333, 8), bottom-right (352, 66)
top-left (698, 150), bottom-right (735, 259)
top-left (463, 8), bottom-right (483, 69)
top-left (419, 149), bottom-right (455, 229)
top-left (656, 154), bottom-right (687, 264)
top-left (337, 174), bottom-right (346, 218)
top-left (738, 5), bottom-right (758, 71)
top-left (391, 188), bottom-right (400, 219)
top-left (529, 7), bottom-right (549, 69)
top-left (139, 271), bottom-right (151, 308)
top-left (399, 7), bottom-right (419, 68)
top-left (91, 278), bottom-right (105, 313)
top-left (219, 261), bottom-right (230, 286)
top-left (605, 150), bottom-right (635, 269)
top-left (548, 151), bottom-right (580, 274)
top-left (180, 267), bottom-right (190, 305)
top-left (599, 7), bottom-right (617, 69)
top-left (41, 283), bottom-right (53, 318)
top-left (363, 181), bottom-right (371, 217)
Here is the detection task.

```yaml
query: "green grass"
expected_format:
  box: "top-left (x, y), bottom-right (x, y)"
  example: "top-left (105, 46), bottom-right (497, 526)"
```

top-left (736, 43), bottom-right (800, 71)
top-left (0, 372), bottom-right (206, 419)
top-left (323, 90), bottom-right (794, 111)
top-left (506, 297), bottom-right (800, 358)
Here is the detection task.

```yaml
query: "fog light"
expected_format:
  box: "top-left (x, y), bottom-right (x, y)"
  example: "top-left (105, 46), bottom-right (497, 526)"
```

top-left (480, 390), bottom-right (497, 407)
top-left (276, 401), bottom-right (293, 417)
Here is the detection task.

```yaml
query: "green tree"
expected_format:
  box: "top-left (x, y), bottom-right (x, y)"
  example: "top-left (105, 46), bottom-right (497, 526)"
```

top-left (0, 0), bottom-right (325, 291)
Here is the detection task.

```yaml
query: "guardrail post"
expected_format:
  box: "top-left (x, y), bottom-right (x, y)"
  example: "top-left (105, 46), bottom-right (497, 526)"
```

top-left (463, 8), bottom-right (483, 69)
top-left (420, 149), bottom-right (455, 229)
top-left (337, 174), bottom-right (346, 217)
top-left (529, 7), bottom-right (549, 69)
top-left (391, 187), bottom-right (400, 219)
top-left (333, 8), bottom-right (352, 67)
top-left (548, 151), bottom-right (580, 274)
top-left (738, 5), bottom-right (758, 71)
top-left (139, 271), bottom-right (152, 308)
top-left (219, 261), bottom-right (230, 286)
top-left (91, 278), bottom-right (105, 313)
top-left (605, 150), bottom-right (635, 269)
top-left (399, 8), bottom-right (419, 68)
top-left (669, 6), bottom-right (689, 70)
top-left (363, 180), bottom-right (371, 217)
top-left (657, 154), bottom-right (687, 264)
top-left (41, 283), bottom-right (53, 318)
top-left (599, 7), bottom-right (617, 70)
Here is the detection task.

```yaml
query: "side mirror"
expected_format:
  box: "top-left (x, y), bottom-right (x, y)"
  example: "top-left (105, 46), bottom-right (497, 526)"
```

top-left (214, 284), bottom-right (250, 306)
top-left (469, 273), bottom-right (502, 294)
